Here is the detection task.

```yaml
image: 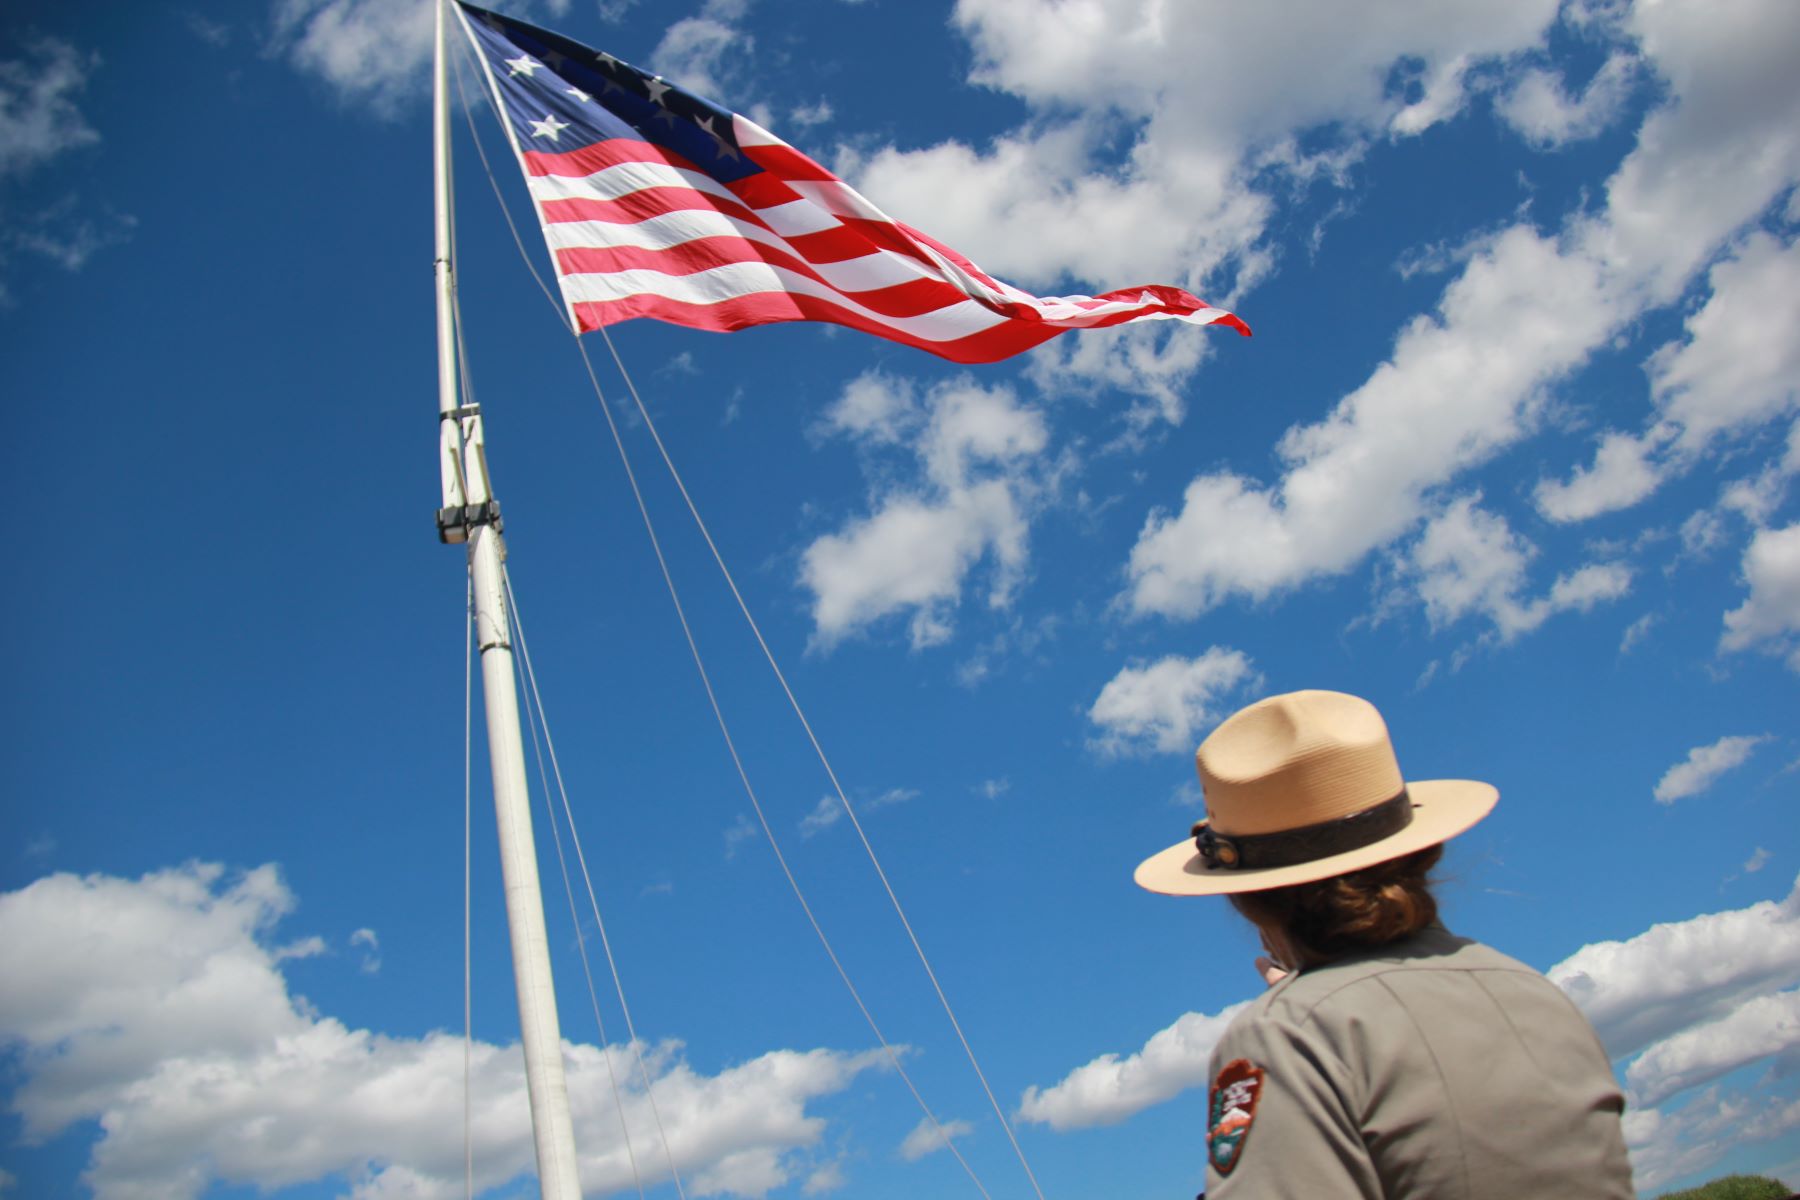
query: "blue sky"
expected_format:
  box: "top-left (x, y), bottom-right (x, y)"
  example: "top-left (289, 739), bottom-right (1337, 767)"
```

top-left (2, 0), bottom-right (1798, 1197)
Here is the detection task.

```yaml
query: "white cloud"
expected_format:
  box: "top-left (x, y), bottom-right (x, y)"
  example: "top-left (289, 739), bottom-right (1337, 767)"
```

top-left (723, 812), bottom-right (760, 859)
top-left (1549, 872), bottom-right (1800, 1060)
top-left (1022, 321), bottom-right (1215, 430)
top-left (651, 0), bottom-right (753, 103)
top-left (897, 1116), bottom-right (973, 1161)
top-left (802, 1160), bottom-right (846, 1193)
top-left (1086, 648), bottom-right (1256, 757)
top-left (1652, 734), bottom-right (1769, 804)
top-left (798, 796), bottom-right (841, 838)
top-left (274, 934), bottom-right (328, 961)
top-left (273, 0), bottom-right (436, 115)
top-left (800, 375), bottom-right (1052, 649)
top-left (0, 39), bottom-right (99, 178)
top-left (350, 926), bottom-right (382, 973)
top-left (0, 864), bottom-right (885, 1200)
top-left (1126, 225), bottom-right (1617, 618)
top-left (1535, 431), bottom-right (1663, 523)
top-left (1625, 988), bottom-right (1800, 1107)
top-left (1540, 232), bottom-right (1800, 523)
top-left (1721, 522), bottom-right (1800, 670)
top-left (1125, 0), bottom-right (1800, 615)
top-left (1016, 1002), bottom-right (1249, 1130)
top-left (0, 41), bottom-right (136, 296)
top-left (798, 788), bottom-right (915, 837)
top-left (1744, 847), bottom-right (1772, 875)
top-left (1404, 495), bottom-right (1631, 641)
top-left (1619, 612), bottom-right (1657, 654)
top-left (1650, 233), bottom-right (1800, 455)
top-left (1495, 52), bottom-right (1638, 148)
top-left (1623, 1085), bottom-right (1800, 1193)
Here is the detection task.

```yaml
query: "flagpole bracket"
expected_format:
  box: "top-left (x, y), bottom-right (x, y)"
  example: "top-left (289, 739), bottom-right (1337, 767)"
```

top-left (437, 500), bottom-right (504, 544)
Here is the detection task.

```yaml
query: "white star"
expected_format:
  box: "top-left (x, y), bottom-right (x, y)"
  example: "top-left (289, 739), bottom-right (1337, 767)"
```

top-left (696, 116), bottom-right (742, 161)
top-left (645, 75), bottom-right (671, 105)
top-left (596, 51), bottom-right (621, 70)
top-left (506, 55), bottom-right (542, 77)
top-left (565, 87), bottom-right (591, 103)
top-left (529, 114), bottom-right (570, 141)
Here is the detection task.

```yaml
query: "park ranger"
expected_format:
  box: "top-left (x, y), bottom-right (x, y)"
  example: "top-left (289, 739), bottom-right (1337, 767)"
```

top-left (1136, 689), bottom-right (1634, 1199)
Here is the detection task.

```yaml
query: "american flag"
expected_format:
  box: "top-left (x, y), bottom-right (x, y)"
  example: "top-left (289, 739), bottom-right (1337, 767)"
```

top-left (456, 2), bottom-right (1250, 364)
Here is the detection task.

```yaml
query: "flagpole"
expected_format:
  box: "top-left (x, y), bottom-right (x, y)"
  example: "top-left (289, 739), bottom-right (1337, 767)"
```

top-left (433, 2), bottom-right (583, 1197)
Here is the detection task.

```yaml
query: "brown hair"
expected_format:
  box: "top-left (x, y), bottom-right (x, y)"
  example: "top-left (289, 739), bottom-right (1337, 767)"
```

top-left (1228, 844), bottom-right (1443, 965)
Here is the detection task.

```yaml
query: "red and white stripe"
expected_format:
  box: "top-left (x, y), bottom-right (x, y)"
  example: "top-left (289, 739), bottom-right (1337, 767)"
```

top-left (519, 115), bottom-right (1249, 364)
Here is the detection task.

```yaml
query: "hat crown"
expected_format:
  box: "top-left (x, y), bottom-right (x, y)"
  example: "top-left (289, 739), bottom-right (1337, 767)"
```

top-left (1197, 690), bottom-right (1405, 837)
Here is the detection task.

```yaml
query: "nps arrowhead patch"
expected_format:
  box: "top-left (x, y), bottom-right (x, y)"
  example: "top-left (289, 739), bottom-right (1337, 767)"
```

top-left (1207, 1058), bottom-right (1265, 1176)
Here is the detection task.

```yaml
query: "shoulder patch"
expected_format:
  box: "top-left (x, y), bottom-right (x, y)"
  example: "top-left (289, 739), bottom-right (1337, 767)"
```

top-left (1207, 1058), bottom-right (1264, 1176)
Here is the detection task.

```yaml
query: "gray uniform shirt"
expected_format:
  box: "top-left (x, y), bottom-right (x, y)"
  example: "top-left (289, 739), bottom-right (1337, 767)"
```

top-left (1204, 926), bottom-right (1633, 1199)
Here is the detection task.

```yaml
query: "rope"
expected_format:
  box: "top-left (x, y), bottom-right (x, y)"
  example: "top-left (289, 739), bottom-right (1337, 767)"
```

top-left (571, 338), bottom-right (996, 1200)
top-left (506, 570), bottom-right (687, 1200)
top-left (597, 326), bottom-right (1048, 1200)
top-left (463, 573), bottom-right (475, 1200)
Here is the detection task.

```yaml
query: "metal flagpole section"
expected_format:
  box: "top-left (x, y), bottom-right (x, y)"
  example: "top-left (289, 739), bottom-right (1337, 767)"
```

top-left (432, 3), bottom-right (582, 1198)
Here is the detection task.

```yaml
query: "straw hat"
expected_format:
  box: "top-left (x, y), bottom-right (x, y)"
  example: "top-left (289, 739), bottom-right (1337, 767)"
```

top-left (1134, 690), bottom-right (1497, 896)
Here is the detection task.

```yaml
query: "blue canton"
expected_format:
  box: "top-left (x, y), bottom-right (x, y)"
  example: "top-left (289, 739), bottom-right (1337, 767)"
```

top-left (457, 1), bottom-right (759, 183)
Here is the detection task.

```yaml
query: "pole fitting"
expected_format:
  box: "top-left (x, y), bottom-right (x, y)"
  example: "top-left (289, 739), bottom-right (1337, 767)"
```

top-left (437, 500), bottom-right (504, 544)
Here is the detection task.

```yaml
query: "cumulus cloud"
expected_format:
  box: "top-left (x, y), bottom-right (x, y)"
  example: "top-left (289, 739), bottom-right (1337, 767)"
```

top-left (0, 864), bottom-right (884, 1200)
top-left (1624, 989), bottom-right (1800, 1107)
top-left (1406, 495), bottom-right (1631, 641)
top-left (350, 926), bottom-right (382, 973)
top-left (1721, 522), bottom-right (1800, 671)
top-left (272, 0), bottom-right (437, 115)
top-left (1495, 52), bottom-right (1638, 148)
top-left (1623, 1086), bottom-right (1800, 1193)
top-left (1650, 233), bottom-right (1800, 456)
top-left (1652, 734), bottom-right (1770, 804)
top-left (1126, 224), bottom-right (1617, 617)
top-left (1547, 876), bottom-right (1800, 1192)
top-left (797, 787), bottom-right (916, 838)
top-left (1125, 0), bottom-right (1800, 616)
top-left (1549, 872), bottom-right (1800, 1060)
top-left (1619, 612), bottom-right (1657, 654)
top-left (0, 38), bottom-right (100, 178)
top-left (1086, 648), bottom-right (1257, 756)
top-left (1539, 232), bottom-right (1800, 522)
top-left (0, 39), bottom-right (136, 296)
top-left (897, 1116), bottom-right (973, 1161)
top-left (651, 0), bottom-right (753, 102)
top-left (1535, 431), bottom-right (1664, 524)
top-left (800, 373), bottom-right (1053, 649)
top-left (723, 812), bottom-right (760, 859)
top-left (1016, 1002), bottom-right (1249, 1130)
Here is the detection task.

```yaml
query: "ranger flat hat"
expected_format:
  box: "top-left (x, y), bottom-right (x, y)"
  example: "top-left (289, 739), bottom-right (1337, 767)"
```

top-left (1134, 689), bottom-right (1497, 896)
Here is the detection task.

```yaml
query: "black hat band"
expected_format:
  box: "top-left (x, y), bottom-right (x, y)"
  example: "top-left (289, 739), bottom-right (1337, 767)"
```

top-left (1192, 789), bottom-right (1415, 871)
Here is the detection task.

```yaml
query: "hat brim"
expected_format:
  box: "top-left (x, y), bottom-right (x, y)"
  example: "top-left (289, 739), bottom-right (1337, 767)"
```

top-left (1133, 779), bottom-right (1498, 897)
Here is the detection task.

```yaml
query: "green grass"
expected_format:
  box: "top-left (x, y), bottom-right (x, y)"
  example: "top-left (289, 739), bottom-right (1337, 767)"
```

top-left (1655, 1175), bottom-right (1792, 1200)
